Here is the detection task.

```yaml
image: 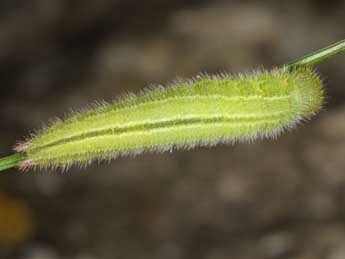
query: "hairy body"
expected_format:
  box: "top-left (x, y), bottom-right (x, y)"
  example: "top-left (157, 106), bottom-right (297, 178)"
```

top-left (16, 67), bottom-right (323, 170)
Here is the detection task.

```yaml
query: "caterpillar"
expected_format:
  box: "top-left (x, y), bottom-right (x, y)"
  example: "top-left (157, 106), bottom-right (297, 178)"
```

top-left (14, 66), bottom-right (323, 171)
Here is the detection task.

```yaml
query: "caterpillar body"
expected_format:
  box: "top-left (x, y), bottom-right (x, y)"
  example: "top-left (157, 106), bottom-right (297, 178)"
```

top-left (16, 67), bottom-right (323, 171)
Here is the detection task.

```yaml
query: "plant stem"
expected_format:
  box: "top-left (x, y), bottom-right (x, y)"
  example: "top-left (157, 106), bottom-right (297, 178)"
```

top-left (0, 153), bottom-right (26, 172)
top-left (286, 39), bottom-right (345, 70)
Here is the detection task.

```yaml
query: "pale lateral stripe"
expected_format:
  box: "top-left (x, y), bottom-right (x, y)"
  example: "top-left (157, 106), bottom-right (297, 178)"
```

top-left (35, 110), bottom-right (293, 149)
top-left (32, 118), bottom-right (285, 161)
top-left (57, 94), bottom-right (293, 125)
top-left (42, 94), bottom-right (292, 138)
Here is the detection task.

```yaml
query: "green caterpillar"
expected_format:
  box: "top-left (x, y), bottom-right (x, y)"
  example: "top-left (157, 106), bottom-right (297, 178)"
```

top-left (15, 67), bottom-right (323, 171)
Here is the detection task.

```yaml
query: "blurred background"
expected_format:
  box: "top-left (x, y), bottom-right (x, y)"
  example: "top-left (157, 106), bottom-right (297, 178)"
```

top-left (0, 0), bottom-right (344, 258)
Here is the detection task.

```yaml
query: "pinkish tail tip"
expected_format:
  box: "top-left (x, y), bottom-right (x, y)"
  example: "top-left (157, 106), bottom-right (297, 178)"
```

top-left (13, 142), bottom-right (30, 153)
top-left (18, 159), bottom-right (35, 171)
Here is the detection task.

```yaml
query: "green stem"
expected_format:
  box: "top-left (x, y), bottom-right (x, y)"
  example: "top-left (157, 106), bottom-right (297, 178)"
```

top-left (0, 153), bottom-right (26, 172)
top-left (286, 39), bottom-right (345, 70)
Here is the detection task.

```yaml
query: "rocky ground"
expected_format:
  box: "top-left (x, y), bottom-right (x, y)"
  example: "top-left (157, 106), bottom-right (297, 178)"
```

top-left (0, 1), bottom-right (345, 258)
